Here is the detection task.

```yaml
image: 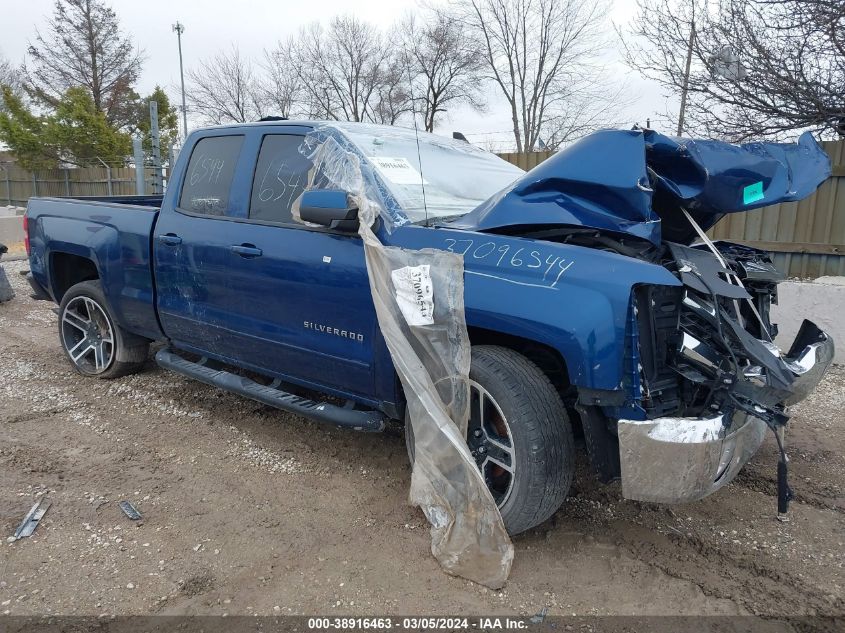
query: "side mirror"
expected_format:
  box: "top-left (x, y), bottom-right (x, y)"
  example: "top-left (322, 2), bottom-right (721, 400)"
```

top-left (299, 189), bottom-right (359, 232)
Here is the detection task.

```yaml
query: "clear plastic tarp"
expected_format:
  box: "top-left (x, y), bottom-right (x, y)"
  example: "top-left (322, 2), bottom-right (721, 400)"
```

top-left (329, 122), bottom-right (524, 225)
top-left (294, 128), bottom-right (513, 588)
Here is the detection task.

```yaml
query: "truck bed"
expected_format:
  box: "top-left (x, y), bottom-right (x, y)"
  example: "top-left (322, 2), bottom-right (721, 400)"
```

top-left (68, 195), bottom-right (163, 208)
top-left (25, 196), bottom-right (163, 340)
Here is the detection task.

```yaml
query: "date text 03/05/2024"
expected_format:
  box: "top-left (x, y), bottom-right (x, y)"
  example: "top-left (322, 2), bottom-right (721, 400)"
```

top-left (306, 616), bottom-right (532, 630)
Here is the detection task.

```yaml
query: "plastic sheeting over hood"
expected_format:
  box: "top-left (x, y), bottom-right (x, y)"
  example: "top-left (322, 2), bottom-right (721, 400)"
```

top-left (451, 129), bottom-right (831, 246)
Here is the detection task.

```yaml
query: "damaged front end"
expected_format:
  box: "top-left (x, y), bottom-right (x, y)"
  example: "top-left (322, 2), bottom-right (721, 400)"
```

top-left (451, 126), bottom-right (833, 513)
top-left (620, 241), bottom-right (834, 510)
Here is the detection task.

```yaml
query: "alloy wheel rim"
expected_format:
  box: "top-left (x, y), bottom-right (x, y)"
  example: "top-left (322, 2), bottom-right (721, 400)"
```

top-left (466, 380), bottom-right (516, 507)
top-left (61, 296), bottom-right (114, 374)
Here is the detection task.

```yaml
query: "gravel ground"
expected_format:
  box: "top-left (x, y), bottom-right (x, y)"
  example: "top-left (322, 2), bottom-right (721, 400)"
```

top-left (0, 258), bottom-right (843, 618)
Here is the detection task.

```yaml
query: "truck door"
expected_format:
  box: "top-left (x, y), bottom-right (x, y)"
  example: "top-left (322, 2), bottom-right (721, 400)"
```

top-left (155, 129), bottom-right (379, 403)
top-left (154, 132), bottom-right (248, 356)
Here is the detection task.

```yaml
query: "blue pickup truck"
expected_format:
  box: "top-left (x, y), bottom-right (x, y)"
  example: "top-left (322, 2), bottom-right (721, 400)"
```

top-left (23, 121), bottom-right (834, 534)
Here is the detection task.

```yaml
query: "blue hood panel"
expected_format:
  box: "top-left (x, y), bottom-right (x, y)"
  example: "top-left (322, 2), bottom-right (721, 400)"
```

top-left (452, 129), bottom-right (831, 246)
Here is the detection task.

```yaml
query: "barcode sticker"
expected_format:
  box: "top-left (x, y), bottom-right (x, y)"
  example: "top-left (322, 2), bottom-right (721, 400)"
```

top-left (370, 157), bottom-right (429, 185)
top-left (391, 265), bottom-right (435, 326)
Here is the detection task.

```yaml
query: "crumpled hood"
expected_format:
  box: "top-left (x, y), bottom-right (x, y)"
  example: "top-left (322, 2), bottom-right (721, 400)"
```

top-left (451, 129), bottom-right (831, 246)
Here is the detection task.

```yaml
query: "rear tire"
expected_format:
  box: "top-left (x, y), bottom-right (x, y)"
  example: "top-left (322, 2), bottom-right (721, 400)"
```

top-left (406, 345), bottom-right (575, 535)
top-left (58, 280), bottom-right (149, 379)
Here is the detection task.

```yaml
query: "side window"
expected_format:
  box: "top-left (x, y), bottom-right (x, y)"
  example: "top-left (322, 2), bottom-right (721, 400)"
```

top-left (179, 135), bottom-right (244, 216)
top-left (249, 135), bottom-right (312, 223)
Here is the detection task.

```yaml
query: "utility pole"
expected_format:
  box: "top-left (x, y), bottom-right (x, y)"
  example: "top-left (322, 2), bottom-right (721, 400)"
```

top-left (132, 137), bottom-right (145, 195)
top-left (172, 21), bottom-right (188, 140)
top-left (677, 19), bottom-right (696, 136)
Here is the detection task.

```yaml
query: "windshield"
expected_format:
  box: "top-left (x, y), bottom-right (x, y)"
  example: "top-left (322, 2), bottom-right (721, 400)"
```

top-left (334, 123), bottom-right (525, 223)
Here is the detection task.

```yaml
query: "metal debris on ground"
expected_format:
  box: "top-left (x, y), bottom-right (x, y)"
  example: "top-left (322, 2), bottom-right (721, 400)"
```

top-left (12, 498), bottom-right (50, 540)
top-left (530, 607), bottom-right (548, 624)
top-left (118, 500), bottom-right (143, 521)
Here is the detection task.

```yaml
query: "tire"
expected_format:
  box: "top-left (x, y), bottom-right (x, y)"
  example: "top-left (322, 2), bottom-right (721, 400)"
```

top-left (406, 345), bottom-right (575, 535)
top-left (58, 280), bottom-right (149, 379)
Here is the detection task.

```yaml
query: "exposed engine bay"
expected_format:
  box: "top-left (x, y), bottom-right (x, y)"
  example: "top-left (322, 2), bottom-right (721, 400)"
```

top-left (455, 127), bottom-right (834, 512)
top-left (480, 218), bottom-right (835, 511)
top-left (620, 236), bottom-right (834, 511)
top-left (500, 223), bottom-right (834, 431)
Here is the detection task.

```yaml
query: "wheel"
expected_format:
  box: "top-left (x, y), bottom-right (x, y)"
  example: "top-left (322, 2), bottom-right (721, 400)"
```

top-left (406, 345), bottom-right (575, 535)
top-left (58, 280), bottom-right (149, 379)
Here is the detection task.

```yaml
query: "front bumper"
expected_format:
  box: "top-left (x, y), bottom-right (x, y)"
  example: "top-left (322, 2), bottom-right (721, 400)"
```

top-left (618, 320), bottom-right (834, 504)
top-left (618, 412), bottom-right (767, 503)
top-left (782, 320), bottom-right (835, 405)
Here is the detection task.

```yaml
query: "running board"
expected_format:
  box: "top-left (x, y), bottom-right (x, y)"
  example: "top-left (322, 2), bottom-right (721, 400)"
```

top-left (155, 348), bottom-right (386, 432)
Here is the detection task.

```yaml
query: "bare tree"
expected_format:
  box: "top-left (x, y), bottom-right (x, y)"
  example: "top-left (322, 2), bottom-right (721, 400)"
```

top-left (0, 53), bottom-right (19, 92)
top-left (0, 53), bottom-right (23, 118)
top-left (371, 56), bottom-right (414, 125)
top-left (24, 0), bottom-right (143, 129)
top-left (619, 0), bottom-right (845, 140)
top-left (453, 0), bottom-right (613, 152)
top-left (261, 39), bottom-right (301, 119)
top-left (400, 13), bottom-right (485, 132)
top-left (186, 46), bottom-right (265, 124)
top-left (290, 16), bottom-right (401, 123)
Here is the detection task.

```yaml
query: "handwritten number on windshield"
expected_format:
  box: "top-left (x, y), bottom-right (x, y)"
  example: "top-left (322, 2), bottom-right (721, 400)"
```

top-left (188, 154), bottom-right (226, 186)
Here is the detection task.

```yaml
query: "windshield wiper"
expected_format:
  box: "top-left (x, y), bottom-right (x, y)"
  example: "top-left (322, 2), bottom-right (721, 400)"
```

top-left (418, 214), bottom-right (465, 225)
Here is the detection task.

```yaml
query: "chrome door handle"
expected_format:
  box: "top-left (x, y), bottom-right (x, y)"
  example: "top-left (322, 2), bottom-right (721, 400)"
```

top-left (158, 234), bottom-right (182, 246)
top-left (230, 244), bottom-right (263, 258)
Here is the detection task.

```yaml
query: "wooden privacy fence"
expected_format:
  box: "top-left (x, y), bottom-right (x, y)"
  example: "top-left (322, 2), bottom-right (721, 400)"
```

top-left (497, 150), bottom-right (554, 171)
top-left (0, 166), bottom-right (165, 208)
top-left (708, 140), bottom-right (845, 278)
top-left (498, 141), bottom-right (845, 279)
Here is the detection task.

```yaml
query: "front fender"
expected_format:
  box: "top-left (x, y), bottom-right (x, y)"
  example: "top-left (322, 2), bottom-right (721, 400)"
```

top-left (388, 225), bottom-right (681, 393)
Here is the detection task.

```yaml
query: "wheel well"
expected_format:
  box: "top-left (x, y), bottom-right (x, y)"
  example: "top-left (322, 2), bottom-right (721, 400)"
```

top-left (466, 326), bottom-right (572, 400)
top-left (51, 253), bottom-right (99, 301)
top-left (391, 328), bottom-right (574, 425)
top-left (466, 327), bottom-right (587, 446)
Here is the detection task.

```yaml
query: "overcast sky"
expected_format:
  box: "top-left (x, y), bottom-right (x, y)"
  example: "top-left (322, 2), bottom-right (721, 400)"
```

top-left (0, 0), bottom-right (676, 151)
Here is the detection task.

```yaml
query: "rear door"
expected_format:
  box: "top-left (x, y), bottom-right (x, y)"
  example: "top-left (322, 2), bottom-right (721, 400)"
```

top-left (154, 131), bottom-right (248, 356)
top-left (155, 127), bottom-right (379, 403)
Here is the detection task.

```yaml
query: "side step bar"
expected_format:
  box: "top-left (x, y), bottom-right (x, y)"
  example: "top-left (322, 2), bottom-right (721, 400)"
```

top-left (155, 348), bottom-right (386, 432)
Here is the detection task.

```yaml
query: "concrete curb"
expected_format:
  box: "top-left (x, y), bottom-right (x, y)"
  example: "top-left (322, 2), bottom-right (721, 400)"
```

top-left (0, 216), bottom-right (24, 245)
top-left (772, 278), bottom-right (845, 363)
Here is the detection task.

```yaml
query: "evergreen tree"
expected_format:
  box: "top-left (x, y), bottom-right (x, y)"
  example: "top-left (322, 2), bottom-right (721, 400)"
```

top-left (0, 86), bottom-right (131, 168)
top-left (24, 0), bottom-right (143, 130)
top-left (134, 86), bottom-right (180, 155)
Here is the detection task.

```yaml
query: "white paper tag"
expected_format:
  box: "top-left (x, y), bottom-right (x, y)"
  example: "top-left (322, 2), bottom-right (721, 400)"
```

top-left (370, 156), bottom-right (429, 185)
top-left (391, 264), bottom-right (435, 326)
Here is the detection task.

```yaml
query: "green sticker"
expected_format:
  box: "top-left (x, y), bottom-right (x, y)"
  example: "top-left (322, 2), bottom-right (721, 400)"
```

top-left (743, 181), bottom-right (764, 205)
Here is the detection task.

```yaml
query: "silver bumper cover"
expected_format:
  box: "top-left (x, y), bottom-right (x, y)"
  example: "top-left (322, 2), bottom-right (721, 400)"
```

top-left (619, 321), bottom-right (834, 504)
top-left (782, 321), bottom-right (836, 405)
top-left (619, 413), bottom-right (767, 503)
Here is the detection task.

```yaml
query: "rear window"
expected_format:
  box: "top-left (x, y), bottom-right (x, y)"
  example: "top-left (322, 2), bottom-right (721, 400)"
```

top-left (249, 134), bottom-right (312, 223)
top-left (179, 135), bottom-right (244, 216)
